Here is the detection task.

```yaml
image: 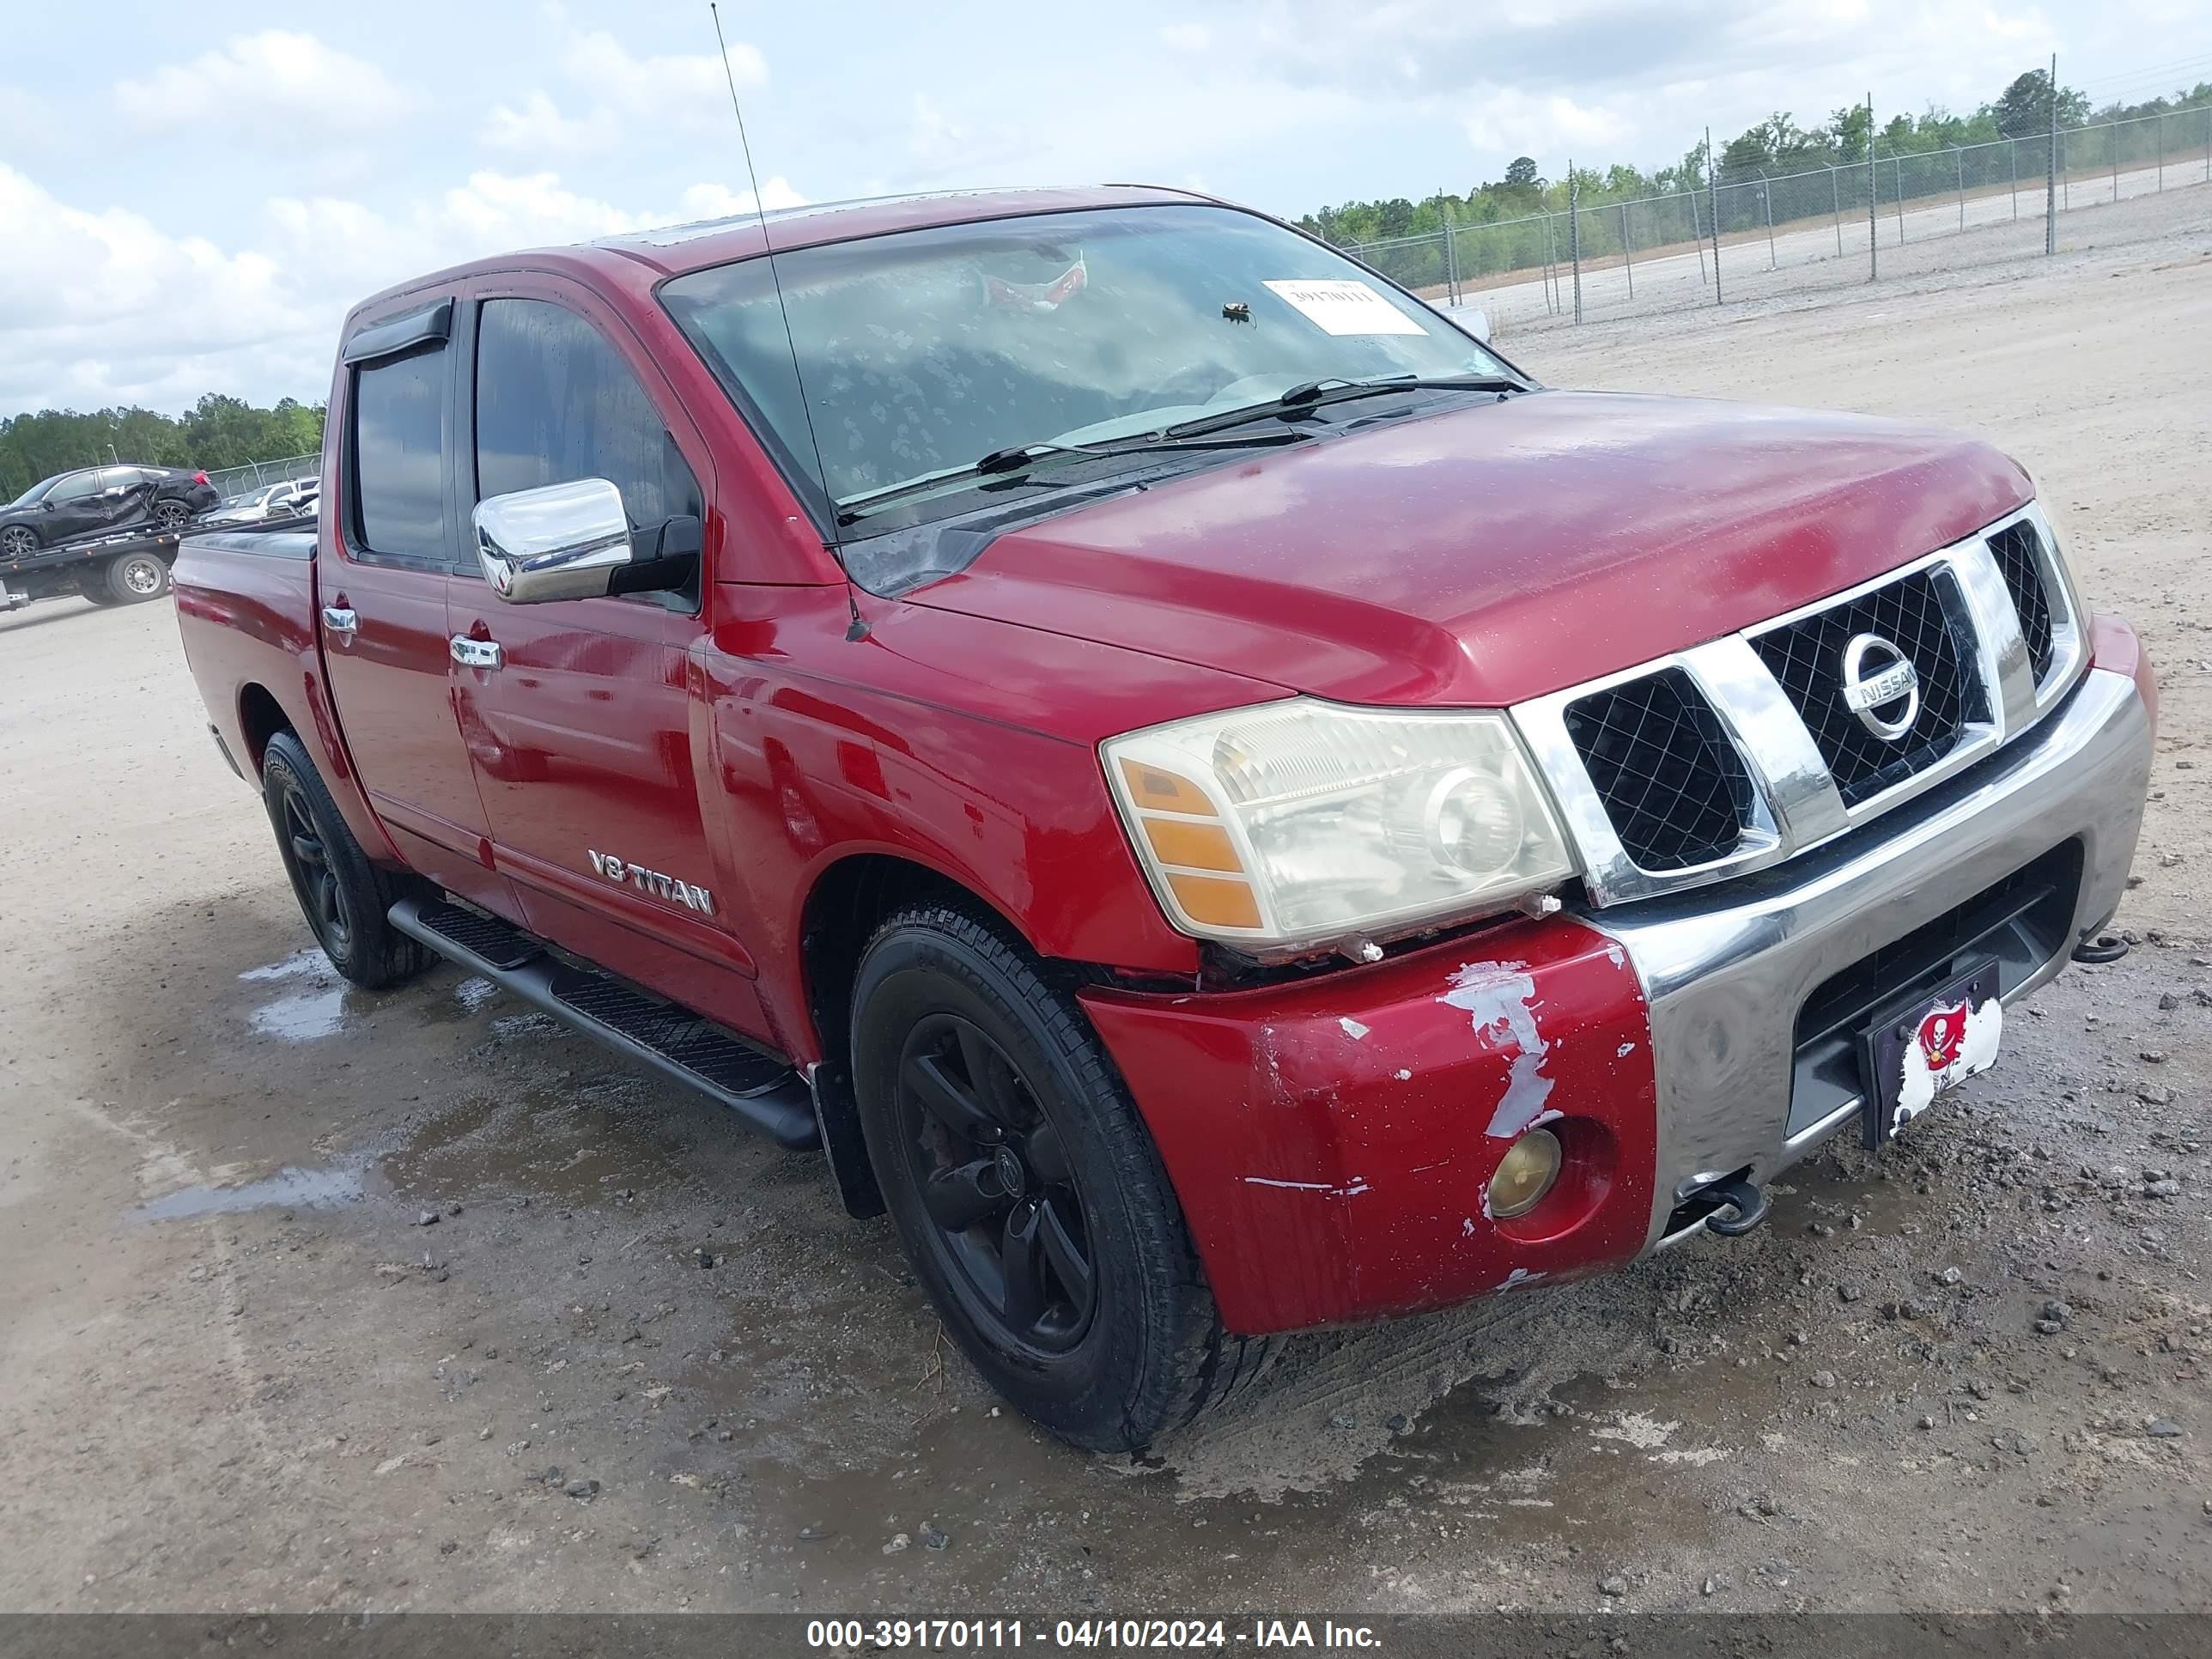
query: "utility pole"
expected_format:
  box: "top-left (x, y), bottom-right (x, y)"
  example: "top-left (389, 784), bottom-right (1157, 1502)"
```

top-left (1706, 127), bottom-right (1723, 304)
top-left (1567, 159), bottom-right (1583, 325)
top-left (1867, 94), bottom-right (1878, 281)
top-left (1439, 187), bottom-right (1460, 302)
top-left (2045, 52), bottom-right (2058, 256)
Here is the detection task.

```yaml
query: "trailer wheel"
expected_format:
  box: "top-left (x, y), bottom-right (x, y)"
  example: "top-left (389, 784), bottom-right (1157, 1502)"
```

top-left (850, 904), bottom-right (1269, 1452)
top-left (104, 551), bottom-right (171, 604)
top-left (0, 524), bottom-right (36, 559)
top-left (261, 730), bottom-right (434, 990)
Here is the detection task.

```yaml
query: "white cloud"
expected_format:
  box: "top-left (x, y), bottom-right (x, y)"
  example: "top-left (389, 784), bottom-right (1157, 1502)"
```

top-left (562, 24), bottom-right (763, 125)
top-left (113, 31), bottom-right (416, 142)
top-left (1463, 91), bottom-right (1631, 160)
top-left (0, 165), bottom-right (804, 413)
top-left (480, 90), bottom-right (621, 157)
top-left (471, 15), bottom-right (772, 167)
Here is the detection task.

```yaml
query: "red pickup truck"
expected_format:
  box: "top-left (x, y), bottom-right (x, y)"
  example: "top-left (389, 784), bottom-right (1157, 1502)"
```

top-left (173, 185), bottom-right (2154, 1451)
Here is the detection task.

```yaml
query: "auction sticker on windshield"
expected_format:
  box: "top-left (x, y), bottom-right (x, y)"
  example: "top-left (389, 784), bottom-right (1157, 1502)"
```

top-left (1263, 279), bottom-right (1427, 336)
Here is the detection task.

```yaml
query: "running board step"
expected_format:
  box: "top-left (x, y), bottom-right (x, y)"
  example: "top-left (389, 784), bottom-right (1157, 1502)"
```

top-left (390, 896), bottom-right (819, 1151)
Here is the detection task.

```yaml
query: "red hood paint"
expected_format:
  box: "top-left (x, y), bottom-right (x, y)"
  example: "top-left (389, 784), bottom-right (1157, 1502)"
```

top-left (907, 391), bottom-right (2034, 707)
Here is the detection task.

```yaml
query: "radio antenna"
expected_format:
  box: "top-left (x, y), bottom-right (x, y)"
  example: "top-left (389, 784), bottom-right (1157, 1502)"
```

top-left (708, 3), bottom-right (867, 641)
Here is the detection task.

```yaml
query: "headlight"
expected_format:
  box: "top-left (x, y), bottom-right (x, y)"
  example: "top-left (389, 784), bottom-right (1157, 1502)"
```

top-left (1103, 698), bottom-right (1577, 954)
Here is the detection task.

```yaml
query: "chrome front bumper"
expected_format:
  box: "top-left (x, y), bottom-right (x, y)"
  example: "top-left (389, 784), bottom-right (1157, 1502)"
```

top-left (1585, 665), bottom-right (2152, 1251)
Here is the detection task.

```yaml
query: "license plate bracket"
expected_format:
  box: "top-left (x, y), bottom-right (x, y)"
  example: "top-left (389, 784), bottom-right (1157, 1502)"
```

top-left (1859, 959), bottom-right (2002, 1148)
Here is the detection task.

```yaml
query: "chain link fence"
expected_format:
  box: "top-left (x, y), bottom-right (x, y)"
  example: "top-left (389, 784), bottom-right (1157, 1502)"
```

top-left (204, 450), bottom-right (321, 503)
top-left (1342, 104), bottom-right (2212, 337)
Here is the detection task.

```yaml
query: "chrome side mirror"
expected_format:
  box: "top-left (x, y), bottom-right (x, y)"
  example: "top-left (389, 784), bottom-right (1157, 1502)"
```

top-left (472, 477), bottom-right (631, 605)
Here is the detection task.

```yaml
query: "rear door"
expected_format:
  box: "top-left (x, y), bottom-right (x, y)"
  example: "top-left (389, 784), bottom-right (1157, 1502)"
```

top-left (314, 299), bottom-right (510, 910)
top-left (448, 280), bottom-right (763, 1025)
top-left (100, 468), bottom-right (155, 532)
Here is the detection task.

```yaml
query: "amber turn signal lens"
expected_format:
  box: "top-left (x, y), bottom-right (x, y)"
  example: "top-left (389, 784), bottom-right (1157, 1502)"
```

top-left (1165, 872), bottom-right (1262, 929)
top-left (1118, 758), bottom-right (1218, 817)
top-left (1141, 817), bottom-right (1242, 872)
top-left (1487, 1127), bottom-right (1562, 1221)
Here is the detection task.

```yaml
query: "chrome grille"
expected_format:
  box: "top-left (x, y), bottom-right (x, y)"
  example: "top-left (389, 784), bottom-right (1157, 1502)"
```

top-left (1562, 669), bottom-right (1753, 871)
top-left (1747, 566), bottom-right (1987, 809)
top-left (1512, 504), bottom-right (2086, 908)
top-left (1986, 520), bottom-right (2056, 684)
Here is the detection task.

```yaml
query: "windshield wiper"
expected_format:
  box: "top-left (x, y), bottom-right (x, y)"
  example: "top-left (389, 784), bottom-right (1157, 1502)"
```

top-left (1163, 374), bottom-right (1525, 439)
top-left (838, 428), bottom-right (1310, 522)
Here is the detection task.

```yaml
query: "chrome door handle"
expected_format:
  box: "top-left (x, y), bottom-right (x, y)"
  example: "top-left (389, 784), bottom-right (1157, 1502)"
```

top-left (450, 635), bottom-right (503, 670)
top-left (321, 605), bottom-right (358, 637)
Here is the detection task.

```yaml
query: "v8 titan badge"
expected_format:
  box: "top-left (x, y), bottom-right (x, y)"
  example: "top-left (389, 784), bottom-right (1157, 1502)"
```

top-left (1863, 960), bottom-right (2002, 1146)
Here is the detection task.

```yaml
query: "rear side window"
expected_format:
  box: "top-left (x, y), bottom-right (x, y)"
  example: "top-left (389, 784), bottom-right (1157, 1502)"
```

top-left (351, 346), bottom-right (448, 561)
top-left (473, 298), bottom-right (700, 532)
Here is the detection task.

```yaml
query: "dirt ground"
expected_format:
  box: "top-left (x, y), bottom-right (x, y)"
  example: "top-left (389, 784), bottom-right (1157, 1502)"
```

top-left (3, 220), bottom-right (2209, 1619)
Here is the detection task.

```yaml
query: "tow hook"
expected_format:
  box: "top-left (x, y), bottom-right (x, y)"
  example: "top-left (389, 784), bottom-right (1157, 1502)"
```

top-left (2072, 933), bottom-right (2130, 964)
top-left (1701, 1175), bottom-right (1770, 1238)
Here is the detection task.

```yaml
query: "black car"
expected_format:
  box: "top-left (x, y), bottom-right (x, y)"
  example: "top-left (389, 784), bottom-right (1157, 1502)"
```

top-left (0, 465), bottom-right (220, 556)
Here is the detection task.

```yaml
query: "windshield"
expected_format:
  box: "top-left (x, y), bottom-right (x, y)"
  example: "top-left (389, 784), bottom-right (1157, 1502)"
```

top-left (660, 204), bottom-right (1510, 524)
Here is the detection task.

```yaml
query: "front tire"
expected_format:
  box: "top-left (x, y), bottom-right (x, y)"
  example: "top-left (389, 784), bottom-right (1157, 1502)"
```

top-left (260, 731), bottom-right (433, 989)
top-left (104, 550), bottom-right (170, 603)
top-left (851, 904), bottom-right (1267, 1452)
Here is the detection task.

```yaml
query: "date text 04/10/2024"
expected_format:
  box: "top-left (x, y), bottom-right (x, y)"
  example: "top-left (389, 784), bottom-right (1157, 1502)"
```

top-left (803, 1620), bottom-right (1381, 1649)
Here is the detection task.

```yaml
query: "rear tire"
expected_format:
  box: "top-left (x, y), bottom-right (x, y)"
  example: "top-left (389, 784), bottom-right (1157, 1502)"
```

top-left (261, 730), bottom-right (434, 990)
top-left (851, 903), bottom-right (1267, 1452)
top-left (105, 550), bottom-right (170, 603)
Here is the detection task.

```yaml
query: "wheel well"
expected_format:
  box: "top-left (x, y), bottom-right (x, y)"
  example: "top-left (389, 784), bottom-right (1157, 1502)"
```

top-left (237, 684), bottom-right (292, 772)
top-left (798, 854), bottom-right (1036, 1219)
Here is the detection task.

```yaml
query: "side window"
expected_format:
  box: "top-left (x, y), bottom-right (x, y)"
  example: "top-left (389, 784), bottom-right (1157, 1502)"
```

top-left (474, 297), bottom-right (701, 534)
top-left (351, 346), bottom-right (449, 562)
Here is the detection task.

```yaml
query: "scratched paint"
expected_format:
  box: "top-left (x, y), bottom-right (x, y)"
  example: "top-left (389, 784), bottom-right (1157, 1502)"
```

top-left (1242, 1174), bottom-right (1370, 1197)
top-left (1438, 960), bottom-right (1553, 1138)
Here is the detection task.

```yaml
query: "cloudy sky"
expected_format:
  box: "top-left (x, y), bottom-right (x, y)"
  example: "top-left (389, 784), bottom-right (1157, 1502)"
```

top-left (4, 0), bottom-right (2207, 415)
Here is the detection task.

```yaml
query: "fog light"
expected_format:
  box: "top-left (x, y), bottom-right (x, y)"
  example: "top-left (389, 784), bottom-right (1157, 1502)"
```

top-left (1488, 1127), bottom-right (1562, 1220)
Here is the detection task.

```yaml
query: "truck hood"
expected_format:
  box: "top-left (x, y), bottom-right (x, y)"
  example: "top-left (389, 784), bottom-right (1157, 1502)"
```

top-left (902, 390), bottom-right (2033, 708)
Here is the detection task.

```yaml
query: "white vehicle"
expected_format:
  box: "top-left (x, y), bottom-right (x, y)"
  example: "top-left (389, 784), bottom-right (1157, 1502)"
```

top-left (209, 477), bottom-right (319, 525)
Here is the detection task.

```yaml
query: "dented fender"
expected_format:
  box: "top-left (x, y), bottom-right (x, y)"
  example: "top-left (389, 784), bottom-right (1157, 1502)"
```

top-left (1079, 916), bottom-right (1658, 1335)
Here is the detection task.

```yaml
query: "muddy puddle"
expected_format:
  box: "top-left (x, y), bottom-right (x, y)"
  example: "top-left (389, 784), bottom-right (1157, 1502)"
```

top-left (137, 1161), bottom-right (369, 1221)
top-left (239, 947), bottom-right (358, 1041)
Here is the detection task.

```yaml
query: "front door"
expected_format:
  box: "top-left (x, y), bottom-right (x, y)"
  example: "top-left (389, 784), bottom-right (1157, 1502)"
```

top-left (314, 306), bottom-right (509, 912)
top-left (39, 471), bottom-right (118, 544)
top-left (448, 283), bottom-right (762, 1032)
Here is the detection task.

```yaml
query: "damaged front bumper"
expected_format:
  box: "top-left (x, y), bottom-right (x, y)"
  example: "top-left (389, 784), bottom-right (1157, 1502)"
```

top-left (1083, 633), bottom-right (2152, 1338)
top-left (1590, 643), bottom-right (2153, 1253)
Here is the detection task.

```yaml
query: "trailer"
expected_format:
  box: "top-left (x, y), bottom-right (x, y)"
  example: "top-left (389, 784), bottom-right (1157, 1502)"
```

top-left (3, 522), bottom-right (210, 611)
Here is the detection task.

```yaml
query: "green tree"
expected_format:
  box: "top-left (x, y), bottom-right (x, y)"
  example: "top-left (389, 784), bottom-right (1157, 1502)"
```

top-left (1992, 69), bottom-right (2089, 137)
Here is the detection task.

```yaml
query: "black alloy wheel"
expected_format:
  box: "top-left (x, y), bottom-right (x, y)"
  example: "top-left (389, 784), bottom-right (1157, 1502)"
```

top-left (896, 1012), bottom-right (1096, 1352)
top-left (849, 904), bottom-right (1272, 1452)
top-left (278, 776), bottom-right (355, 964)
top-left (258, 729), bottom-right (432, 989)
